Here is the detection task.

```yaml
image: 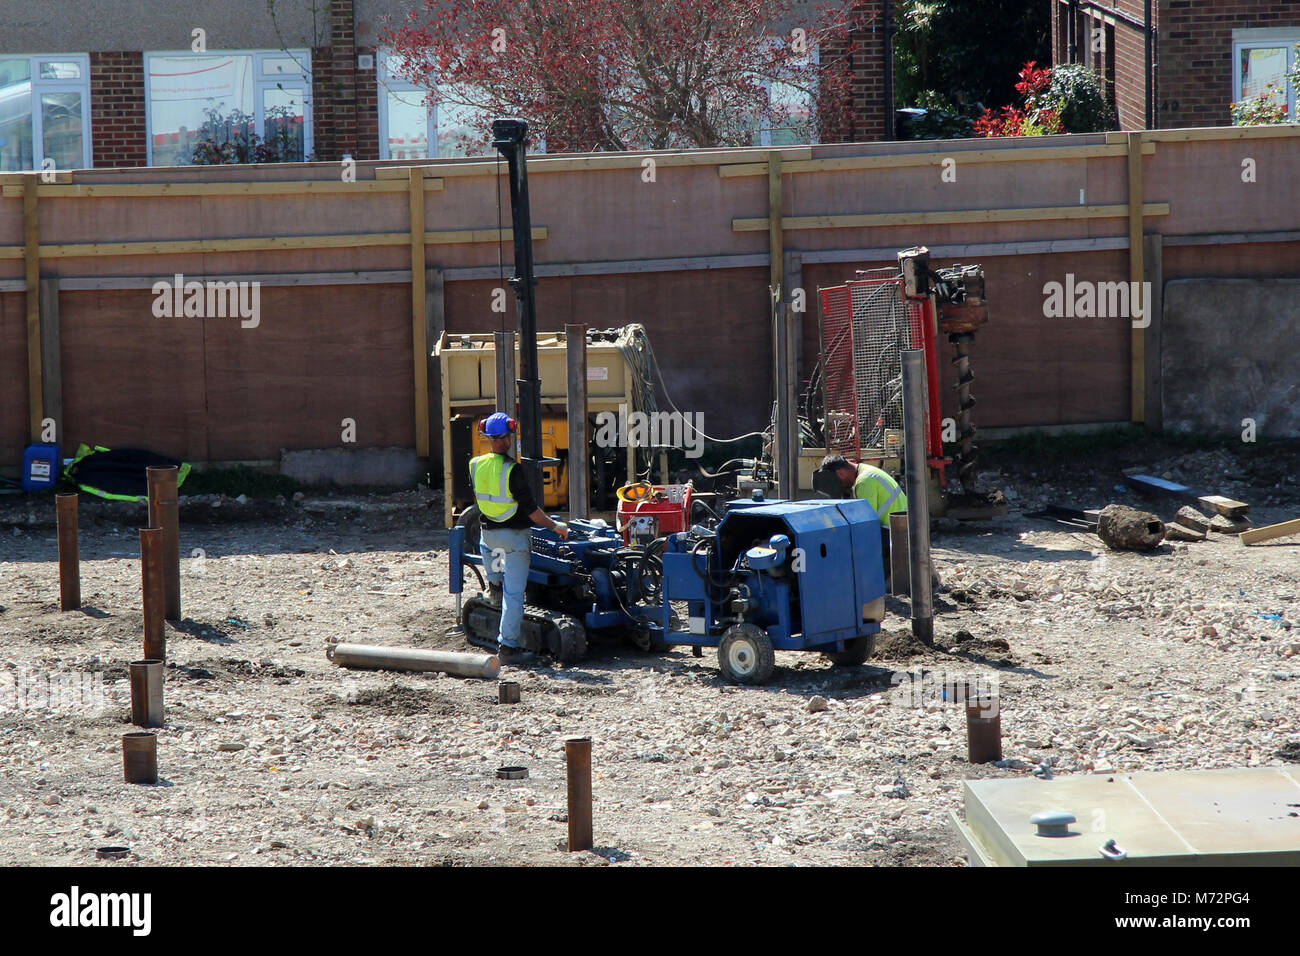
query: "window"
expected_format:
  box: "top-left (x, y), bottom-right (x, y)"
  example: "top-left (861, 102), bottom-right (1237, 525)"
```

top-left (377, 54), bottom-right (433, 160)
top-left (144, 50), bottom-right (312, 165)
top-left (1232, 29), bottom-right (1300, 122)
top-left (378, 53), bottom-right (542, 159)
top-left (751, 43), bottom-right (818, 148)
top-left (0, 54), bottom-right (91, 172)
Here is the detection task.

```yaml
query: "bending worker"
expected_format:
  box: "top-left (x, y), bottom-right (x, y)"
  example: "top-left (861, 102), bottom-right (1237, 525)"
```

top-left (818, 453), bottom-right (906, 580)
top-left (470, 412), bottom-right (568, 664)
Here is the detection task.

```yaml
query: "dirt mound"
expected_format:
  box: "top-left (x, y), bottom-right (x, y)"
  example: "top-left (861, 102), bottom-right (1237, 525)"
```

top-left (346, 682), bottom-right (461, 716)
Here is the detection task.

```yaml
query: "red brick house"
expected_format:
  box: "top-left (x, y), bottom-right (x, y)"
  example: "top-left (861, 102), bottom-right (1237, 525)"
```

top-left (1050, 0), bottom-right (1300, 130)
top-left (0, 0), bottom-right (892, 172)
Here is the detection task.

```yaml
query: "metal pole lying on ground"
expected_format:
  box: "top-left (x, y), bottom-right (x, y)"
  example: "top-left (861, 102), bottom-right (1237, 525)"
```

top-left (566, 324), bottom-right (589, 519)
top-left (139, 527), bottom-right (165, 661)
top-left (146, 466), bottom-right (180, 621)
top-left (901, 349), bottom-right (934, 643)
top-left (565, 736), bottom-right (593, 852)
top-left (129, 659), bottom-right (164, 728)
top-left (56, 493), bottom-right (80, 611)
top-left (122, 732), bottom-right (158, 784)
top-left (327, 642), bottom-right (500, 679)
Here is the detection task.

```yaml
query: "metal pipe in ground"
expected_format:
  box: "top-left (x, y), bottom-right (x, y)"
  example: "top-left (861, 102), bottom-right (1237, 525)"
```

top-left (901, 349), bottom-right (933, 643)
top-left (327, 642), bottom-right (500, 679)
top-left (139, 527), bottom-right (166, 661)
top-left (889, 512), bottom-right (910, 597)
top-left (498, 681), bottom-right (521, 704)
top-left (565, 736), bottom-right (593, 852)
top-left (146, 466), bottom-right (181, 621)
top-left (565, 324), bottom-right (589, 519)
top-left (965, 694), bottom-right (1002, 764)
top-left (122, 732), bottom-right (157, 784)
top-left (56, 493), bottom-right (80, 611)
top-left (129, 659), bottom-right (164, 728)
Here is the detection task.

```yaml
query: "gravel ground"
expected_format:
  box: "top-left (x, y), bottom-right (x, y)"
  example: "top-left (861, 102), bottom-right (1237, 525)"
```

top-left (1, 441), bottom-right (1298, 867)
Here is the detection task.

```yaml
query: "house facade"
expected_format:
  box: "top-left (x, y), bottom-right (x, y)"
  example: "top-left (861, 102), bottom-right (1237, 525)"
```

top-left (0, 0), bottom-right (891, 172)
top-left (1050, 0), bottom-right (1300, 130)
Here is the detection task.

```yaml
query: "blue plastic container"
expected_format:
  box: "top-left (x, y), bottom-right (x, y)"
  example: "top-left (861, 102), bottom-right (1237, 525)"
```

top-left (21, 443), bottom-right (60, 492)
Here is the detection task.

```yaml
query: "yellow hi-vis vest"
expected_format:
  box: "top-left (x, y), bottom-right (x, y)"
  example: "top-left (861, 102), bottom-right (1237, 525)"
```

top-left (470, 453), bottom-right (518, 521)
top-left (852, 462), bottom-right (906, 527)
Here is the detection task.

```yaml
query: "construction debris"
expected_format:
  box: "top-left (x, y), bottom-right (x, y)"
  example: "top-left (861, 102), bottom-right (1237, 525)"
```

top-left (1209, 514), bottom-right (1253, 536)
top-left (1096, 504), bottom-right (1166, 551)
top-left (1164, 522), bottom-right (1206, 543)
top-left (1240, 516), bottom-right (1300, 546)
top-left (1198, 495), bottom-right (1250, 520)
top-left (1173, 506), bottom-right (1213, 535)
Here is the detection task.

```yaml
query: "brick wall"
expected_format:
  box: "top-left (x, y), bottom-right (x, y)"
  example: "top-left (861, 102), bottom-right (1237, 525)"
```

top-left (88, 52), bottom-right (146, 168)
top-left (820, 0), bottom-right (888, 143)
top-left (1113, 16), bottom-right (1147, 129)
top-left (1157, 0), bottom-right (1300, 129)
top-left (1050, 0), bottom-right (1150, 130)
top-left (327, 0), bottom-right (358, 160)
top-left (355, 46), bottom-right (379, 161)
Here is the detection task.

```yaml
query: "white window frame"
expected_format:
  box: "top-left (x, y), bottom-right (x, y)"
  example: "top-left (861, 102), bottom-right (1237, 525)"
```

top-left (0, 53), bottom-right (92, 171)
top-left (143, 49), bottom-right (314, 165)
top-left (755, 41), bottom-right (819, 148)
top-left (1231, 29), bottom-right (1300, 121)
top-left (378, 51), bottom-right (548, 158)
top-left (376, 53), bottom-right (435, 160)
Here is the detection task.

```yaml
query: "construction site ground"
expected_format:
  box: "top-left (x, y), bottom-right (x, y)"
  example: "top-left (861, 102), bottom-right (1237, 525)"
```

top-left (1, 436), bottom-right (1298, 867)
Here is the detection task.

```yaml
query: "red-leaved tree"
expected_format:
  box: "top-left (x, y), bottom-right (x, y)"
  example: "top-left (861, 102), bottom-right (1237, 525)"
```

top-left (381, 0), bottom-right (867, 153)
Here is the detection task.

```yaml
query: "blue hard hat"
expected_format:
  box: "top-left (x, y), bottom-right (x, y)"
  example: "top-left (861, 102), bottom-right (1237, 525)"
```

top-left (481, 412), bottom-right (516, 437)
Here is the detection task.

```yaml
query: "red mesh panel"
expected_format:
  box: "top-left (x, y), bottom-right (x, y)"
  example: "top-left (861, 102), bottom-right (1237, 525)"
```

top-left (819, 274), bottom-right (942, 464)
top-left (818, 284), bottom-right (859, 458)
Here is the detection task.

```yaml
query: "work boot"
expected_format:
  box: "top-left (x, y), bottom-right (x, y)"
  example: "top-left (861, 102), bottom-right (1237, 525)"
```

top-left (497, 644), bottom-right (536, 666)
top-left (484, 583), bottom-right (503, 609)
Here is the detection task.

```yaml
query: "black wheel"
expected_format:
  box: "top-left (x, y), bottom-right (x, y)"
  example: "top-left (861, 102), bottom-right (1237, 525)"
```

top-left (545, 617), bottom-right (588, 663)
top-left (718, 623), bottom-right (775, 684)
top-left (822, 635), bottom-right (876, 667)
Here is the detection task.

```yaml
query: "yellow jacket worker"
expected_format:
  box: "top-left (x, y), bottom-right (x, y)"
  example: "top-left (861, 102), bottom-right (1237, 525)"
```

top-left (470, 412), bottom-right (568, 665)
top-left (819, 454), bottom-right (907, 526)
top-left (818, 453), bottom-right (907, 584)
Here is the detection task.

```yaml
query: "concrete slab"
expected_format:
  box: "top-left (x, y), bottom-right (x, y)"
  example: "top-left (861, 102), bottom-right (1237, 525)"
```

top-left (954, 766), bottom-right (1300, 866)
top-left (1163, 279), bottom-right (1300, 439)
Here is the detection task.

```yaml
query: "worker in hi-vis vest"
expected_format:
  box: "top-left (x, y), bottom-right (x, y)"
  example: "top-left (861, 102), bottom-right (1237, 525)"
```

top-left (817, 453), bottom-right (907, 583)
top-left (470, 412), bottom-right (568, 664)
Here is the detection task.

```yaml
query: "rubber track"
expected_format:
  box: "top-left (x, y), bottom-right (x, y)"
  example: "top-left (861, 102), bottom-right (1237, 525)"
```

top-left (461, 594), bottom-right (588, 663)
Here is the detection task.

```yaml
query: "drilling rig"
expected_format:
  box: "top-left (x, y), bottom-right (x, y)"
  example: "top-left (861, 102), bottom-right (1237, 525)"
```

top-left (801, 246), bottom-right (1003, 518)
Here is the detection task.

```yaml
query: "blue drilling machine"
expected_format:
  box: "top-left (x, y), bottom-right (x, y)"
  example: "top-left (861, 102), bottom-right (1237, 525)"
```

top-left (450, 495), bottom-right (887, 683)
top-left (447, 118), bottom-right (888, 683)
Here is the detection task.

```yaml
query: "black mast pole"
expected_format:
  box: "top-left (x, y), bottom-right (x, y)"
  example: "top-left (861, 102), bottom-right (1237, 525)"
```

top-left (492, 117), bottom-right (545, 500)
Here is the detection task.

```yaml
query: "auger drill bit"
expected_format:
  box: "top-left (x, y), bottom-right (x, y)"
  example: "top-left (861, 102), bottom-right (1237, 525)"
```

top-left (950, 333), bottom-right (978, 494)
